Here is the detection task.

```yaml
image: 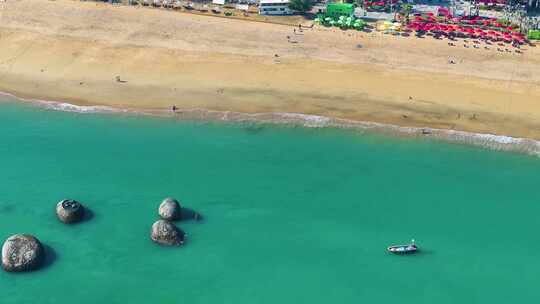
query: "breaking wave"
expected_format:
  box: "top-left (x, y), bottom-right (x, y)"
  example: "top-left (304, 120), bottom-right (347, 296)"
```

top-left (1, 91), bottom-right (539, 156)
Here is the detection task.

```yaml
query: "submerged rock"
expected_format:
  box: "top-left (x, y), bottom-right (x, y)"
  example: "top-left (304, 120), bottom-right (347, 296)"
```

top-left (56, 199), bottom-right (85, 224)
top-left (2, 234), bottom-right (45, 272)
top-left (158, 197), bottom-right (181, 221)
top-left (151, 220), bottom-right (185, 246)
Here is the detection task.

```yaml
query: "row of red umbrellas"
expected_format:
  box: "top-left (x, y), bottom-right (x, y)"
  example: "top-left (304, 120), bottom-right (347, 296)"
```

top-left (413, 15), bottom-right (516, 31)
top-left (406, 21), bottom-right (526, 43)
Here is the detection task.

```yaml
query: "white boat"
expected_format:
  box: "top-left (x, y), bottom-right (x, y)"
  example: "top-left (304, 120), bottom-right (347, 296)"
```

top-left (387, 239), bottom-right (418, 254)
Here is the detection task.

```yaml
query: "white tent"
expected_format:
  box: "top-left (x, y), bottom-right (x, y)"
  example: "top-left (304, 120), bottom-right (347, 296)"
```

top-left (236, 4), bottom-right (249, 11)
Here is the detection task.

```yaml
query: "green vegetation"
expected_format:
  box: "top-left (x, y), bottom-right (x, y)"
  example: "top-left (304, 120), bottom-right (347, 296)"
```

top-left (288, 0), bottom-right (313, 13)
top-left (496, 19), bottom-right (512, 26)
top-left (529, 30), bottom-right (540, 40)
top-left (400, 4), bottom-right (413, 23)
top-left (315, 15), bottom-right (366, 30)
top-left (326, 3), bottom-right (355, 19)
top-left (314, 3), bottom-right (363, 30)
top-left (479, 4), bottom-right (504, 11)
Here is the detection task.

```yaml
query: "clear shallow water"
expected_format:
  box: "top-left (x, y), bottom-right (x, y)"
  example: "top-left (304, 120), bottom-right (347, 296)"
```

top-left (0, 98), bottom-right (539, 303)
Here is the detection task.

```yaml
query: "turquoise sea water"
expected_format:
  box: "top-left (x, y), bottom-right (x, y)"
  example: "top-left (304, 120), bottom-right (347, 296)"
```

top-left (1, 98), bottom-right (539, 303)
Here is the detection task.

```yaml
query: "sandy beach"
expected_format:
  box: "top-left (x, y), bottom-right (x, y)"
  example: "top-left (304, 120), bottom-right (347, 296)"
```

top-left (1, 0), bottom-right (540, 138)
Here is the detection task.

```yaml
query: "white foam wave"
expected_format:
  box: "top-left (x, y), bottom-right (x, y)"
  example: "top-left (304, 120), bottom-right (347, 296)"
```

top-left (0, 91), bottom-right (125, 114)
top-left (35, 101), bottom-right (123, 113)
top-left (278, 113), bottom-right (331, 124)
top-left (1, 90), bottom-right (539, 156)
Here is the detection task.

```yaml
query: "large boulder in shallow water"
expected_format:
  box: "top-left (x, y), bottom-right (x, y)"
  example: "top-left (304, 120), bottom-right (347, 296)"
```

top-left (56, 199), bottom-right (85, 224)
top-left (2, 234), bottom-right (45, 272)
top-left (151, 220), bottom-right (185, 246)
top-left (158, 198), bottom-right (181, 221)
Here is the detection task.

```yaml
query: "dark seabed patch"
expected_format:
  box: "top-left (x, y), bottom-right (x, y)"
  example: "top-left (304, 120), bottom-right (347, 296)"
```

top-left (0, 204), bottom-right (16, 214)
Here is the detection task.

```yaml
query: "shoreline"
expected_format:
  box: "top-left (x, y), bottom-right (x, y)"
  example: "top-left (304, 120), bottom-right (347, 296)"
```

top-left (1, 0), bottom-right (540, 147)
top-left (2, 91), bottom-right (539, 156)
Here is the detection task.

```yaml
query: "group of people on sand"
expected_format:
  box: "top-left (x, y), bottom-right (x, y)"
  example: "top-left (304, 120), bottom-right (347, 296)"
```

top-left (446, 38), bottom-right (525, 54)
top-left (287, 24), bottom-right (305, 43)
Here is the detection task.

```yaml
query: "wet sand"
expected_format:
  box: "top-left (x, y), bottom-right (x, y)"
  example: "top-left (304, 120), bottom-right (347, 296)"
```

top-left (1, 0), bottom-right (540, 139)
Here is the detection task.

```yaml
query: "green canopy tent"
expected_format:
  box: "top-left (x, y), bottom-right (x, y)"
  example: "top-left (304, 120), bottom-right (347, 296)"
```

top-left (326, 3), bottom-right (355, 19)
top-left (528, 30), bottom-right (540, 40)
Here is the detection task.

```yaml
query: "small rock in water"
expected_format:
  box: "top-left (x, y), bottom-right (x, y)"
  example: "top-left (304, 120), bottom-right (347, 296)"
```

top-left (56, 199), bottom-right (85, 224)
top-left (151, 220), bottom-right (185, 246)
top-left (2, 234), bottom-right (45, 272)
top-left (158, 197), bottom-right (182, 221)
